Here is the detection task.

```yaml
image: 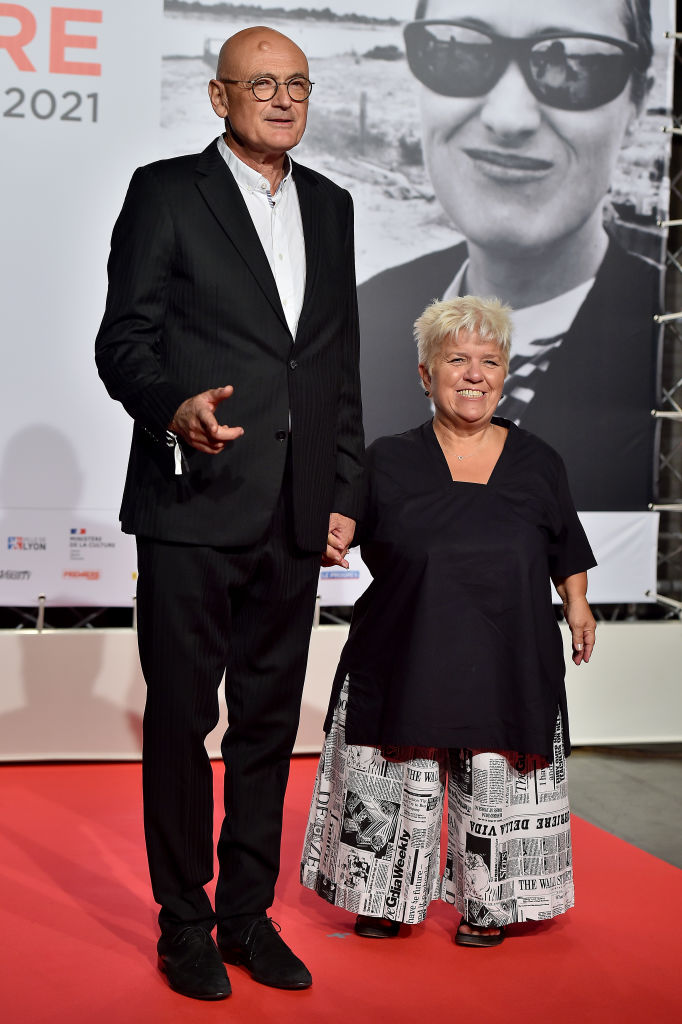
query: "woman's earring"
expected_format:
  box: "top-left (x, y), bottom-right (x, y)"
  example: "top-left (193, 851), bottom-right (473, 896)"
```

top-left (424, 389), bottom-right (430, 398)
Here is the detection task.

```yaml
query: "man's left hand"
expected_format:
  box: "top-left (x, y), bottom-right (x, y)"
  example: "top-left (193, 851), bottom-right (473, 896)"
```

top-left (322, 513), bottom-right (356, 568)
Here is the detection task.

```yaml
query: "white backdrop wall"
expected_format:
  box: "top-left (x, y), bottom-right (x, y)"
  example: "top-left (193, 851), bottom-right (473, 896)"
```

top-left (0, 0), bottom-right (675, 609)
top-left (1, 0), bottom-right (164, 605)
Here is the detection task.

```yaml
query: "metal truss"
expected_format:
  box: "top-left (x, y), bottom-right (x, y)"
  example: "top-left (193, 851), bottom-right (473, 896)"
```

top-left (650, 31), bottom-right (682, 614)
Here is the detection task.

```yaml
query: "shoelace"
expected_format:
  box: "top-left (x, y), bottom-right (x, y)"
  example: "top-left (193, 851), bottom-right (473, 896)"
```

top-left (176, 925), bottom-right (211, 944)
top-left (173, 925), bottom-right (214, 967)
top-left (240, 916), bottom-right (282, 955)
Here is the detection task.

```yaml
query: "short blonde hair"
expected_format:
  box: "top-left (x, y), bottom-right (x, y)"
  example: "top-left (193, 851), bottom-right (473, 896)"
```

top-left (414, 295), bottom-right (513, 374)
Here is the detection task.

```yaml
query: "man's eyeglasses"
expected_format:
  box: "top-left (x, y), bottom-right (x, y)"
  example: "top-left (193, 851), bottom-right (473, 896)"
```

top-left (403, 21), bottom-right (645, 112)
top-left (219, 76), bottom-right (313, 102)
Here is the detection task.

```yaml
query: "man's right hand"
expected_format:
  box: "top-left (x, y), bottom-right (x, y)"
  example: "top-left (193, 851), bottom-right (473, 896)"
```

top-left (169, 385), bottom-right (244, 454)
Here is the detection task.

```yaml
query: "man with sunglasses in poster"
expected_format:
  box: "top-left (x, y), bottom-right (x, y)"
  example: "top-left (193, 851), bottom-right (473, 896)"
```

top-left (359, 0), bottom-right (661, 511)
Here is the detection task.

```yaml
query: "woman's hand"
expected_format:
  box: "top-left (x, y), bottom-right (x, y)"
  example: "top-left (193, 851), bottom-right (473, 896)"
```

top-left (562, 595), bottom-right (596, 665)
top-left (552, 572), bottom-right (596, 665)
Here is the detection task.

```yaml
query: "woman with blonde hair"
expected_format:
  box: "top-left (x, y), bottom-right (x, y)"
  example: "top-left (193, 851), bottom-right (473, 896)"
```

top-left (301, 296), bottom-right (596, 947)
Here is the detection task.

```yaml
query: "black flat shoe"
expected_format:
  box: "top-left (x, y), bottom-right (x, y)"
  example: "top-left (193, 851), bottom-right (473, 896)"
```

top-left (157, 926), bottom-right (231, 1000)
top-left (218, 916), bottom-right (312, 990)
top-left (354, 914), bottom-right (401, 938)
top-left (454, 921), bottom-right (505, 948)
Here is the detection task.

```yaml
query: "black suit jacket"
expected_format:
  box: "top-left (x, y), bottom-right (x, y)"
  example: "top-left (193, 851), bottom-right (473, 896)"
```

top-left (96, 139), bottom-right (364, 550)
top-left (358, 238), bottom-right (660, 511)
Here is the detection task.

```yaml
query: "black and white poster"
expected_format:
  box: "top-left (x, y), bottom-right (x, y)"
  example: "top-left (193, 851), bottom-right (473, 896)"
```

top-left (0, 0), bottom-right (675, 605)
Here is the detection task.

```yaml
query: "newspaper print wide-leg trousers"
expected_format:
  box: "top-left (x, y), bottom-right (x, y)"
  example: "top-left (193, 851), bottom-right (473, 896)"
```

top-left (300, 676), bottom-right (574, 926)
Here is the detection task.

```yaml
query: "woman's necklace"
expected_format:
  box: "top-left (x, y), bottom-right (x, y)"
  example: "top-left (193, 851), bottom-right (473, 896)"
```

top-left (439, 423), bottom-right (493, 461)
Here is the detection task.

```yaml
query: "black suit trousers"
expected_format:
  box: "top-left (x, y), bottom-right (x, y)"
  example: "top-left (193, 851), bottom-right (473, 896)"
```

top-left (135, 459), bottom-right (321, 933)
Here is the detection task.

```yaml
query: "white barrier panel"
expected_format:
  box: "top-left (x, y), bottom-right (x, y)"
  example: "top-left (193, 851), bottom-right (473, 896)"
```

top-left (0, 509), bottom-right (137, 606)
top-left (0, 510), bottom-right (659, 607)
top-left (0, 622), bottom-right (680, 762)
top-left (579, 512), bottom-right (660, 604)
top-left (317, 512), bottom-right (660, 608)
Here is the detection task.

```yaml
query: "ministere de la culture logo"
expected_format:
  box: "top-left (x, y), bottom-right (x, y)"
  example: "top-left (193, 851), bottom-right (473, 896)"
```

top-left (69, 527), bottom-right (115, 562)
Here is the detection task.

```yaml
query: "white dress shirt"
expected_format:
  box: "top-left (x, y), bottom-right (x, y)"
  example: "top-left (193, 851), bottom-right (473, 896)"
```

top-left (217, 135), bottom-right (306, 339)
top-left (443, 258), bottom-right (594, 361)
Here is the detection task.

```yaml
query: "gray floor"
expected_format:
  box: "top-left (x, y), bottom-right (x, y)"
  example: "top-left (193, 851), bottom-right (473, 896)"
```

top-left (567, 745), bottom-right (682, 868)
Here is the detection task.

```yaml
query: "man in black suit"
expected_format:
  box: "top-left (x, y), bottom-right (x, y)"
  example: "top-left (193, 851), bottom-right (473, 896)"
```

top-left (96, 27), bottom-right (363, 1001)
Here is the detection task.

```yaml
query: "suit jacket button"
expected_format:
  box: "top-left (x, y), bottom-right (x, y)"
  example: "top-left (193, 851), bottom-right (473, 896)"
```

top-left (275, 430), bottom-right (287, 441)
top-left (289, 359), bottom-right (298, 370)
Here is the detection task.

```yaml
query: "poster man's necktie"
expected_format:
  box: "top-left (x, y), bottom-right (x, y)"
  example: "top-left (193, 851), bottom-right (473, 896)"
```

top-left (498, 334), bottom-right (564, 424)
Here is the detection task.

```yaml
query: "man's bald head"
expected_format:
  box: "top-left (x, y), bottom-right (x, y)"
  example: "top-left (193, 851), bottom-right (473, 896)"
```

top-left (216, 26), bottom-right (308, 81)
top-left (208, 25), bottom-right (310, 167)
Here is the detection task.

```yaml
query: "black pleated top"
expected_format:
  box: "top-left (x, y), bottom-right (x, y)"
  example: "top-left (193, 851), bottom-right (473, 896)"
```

top-left (325, 418), bottom-right (596, 759)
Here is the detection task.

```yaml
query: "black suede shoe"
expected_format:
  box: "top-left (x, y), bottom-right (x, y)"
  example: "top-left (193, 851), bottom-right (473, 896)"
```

top-left (218, 916), bottom-right (312, 990)
top-left (157, 926), bottom-right (232, 1000)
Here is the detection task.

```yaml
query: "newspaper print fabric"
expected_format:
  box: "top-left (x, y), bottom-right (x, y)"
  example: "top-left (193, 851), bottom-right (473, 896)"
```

top-left (301, 677), bottom-right (574, 926)
top-left (442, 722), bottom-right (574, 926)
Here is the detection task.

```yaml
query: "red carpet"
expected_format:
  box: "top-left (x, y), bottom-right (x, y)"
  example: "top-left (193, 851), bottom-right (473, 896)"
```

top-left (1, 758), bottom-right (679, 1023)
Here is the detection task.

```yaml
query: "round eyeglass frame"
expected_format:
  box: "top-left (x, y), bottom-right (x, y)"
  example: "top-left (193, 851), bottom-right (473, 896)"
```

top-left (218, 76), bottom-right (314, 102)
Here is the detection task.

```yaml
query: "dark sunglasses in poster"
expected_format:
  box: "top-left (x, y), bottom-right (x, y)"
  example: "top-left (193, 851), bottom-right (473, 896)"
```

top-left (403, 20), bottom-right (648, 111)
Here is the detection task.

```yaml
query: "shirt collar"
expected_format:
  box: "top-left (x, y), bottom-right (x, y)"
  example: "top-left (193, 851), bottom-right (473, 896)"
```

top-left (511, 278), bottom-right (594, 354)
top-left (217, 135), bottom-right (292, 199)
top-left (443, 255), bottom-right (595, 356)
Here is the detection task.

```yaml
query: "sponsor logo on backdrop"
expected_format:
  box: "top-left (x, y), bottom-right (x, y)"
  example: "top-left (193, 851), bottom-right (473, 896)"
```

top-left (321, 570), bottom-right (361, 580)
top-left (7, 535), bottom-right (47, 551)
top-left (69, 527), bottom-right (115, 562)
top-left (63, 570), bottom-right (101, 581)
top-left (0, 569), bottom-right (32, 580)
